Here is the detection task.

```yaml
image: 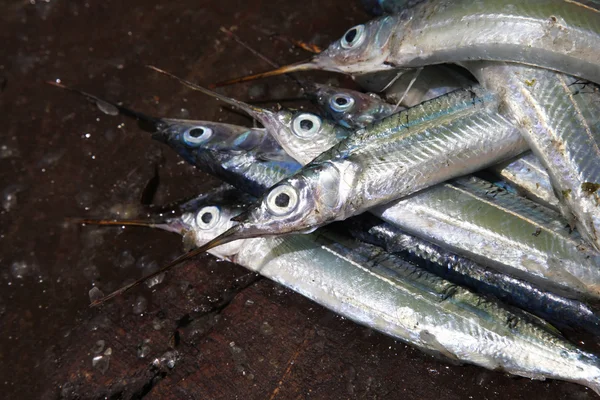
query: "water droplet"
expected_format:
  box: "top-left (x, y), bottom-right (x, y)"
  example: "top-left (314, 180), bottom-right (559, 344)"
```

top-left (152, 351), bottom-right (178, 370)
top-left (117, 250), bottom-right (135, 269)
top-left (92, 352), bottom-right (110, 374)
top-left (92, 340), bottom-right (105, 354)
top-left (137, 339), bottom-right (151, 359)
top-left (178, 108), bottom-right (190, 119)
top-left (132, 296), bottom-right (147, 315)
top-left (10, 261), bottom-right (30, 279)
top-left (2, 185), bottom-right (24, 212)
top-left (88, 287), bottom-right (104, 303)
top-left (145, 273), bottom-right (164, 289)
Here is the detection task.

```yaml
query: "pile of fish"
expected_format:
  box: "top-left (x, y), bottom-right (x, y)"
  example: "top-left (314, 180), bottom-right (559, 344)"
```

top-left (55, 0), bottom-right (600, 395)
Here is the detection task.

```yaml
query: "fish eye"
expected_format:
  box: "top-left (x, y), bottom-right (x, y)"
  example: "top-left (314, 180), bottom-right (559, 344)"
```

top-left (183, 126), bottom-right (213, 147)
top-left (292, 113), bottom-right (321, 138)
top-left (341, 24), bottom-right (366, 49)
top-left (329, 94), bottom-right (355, 112)
top-left (265, 184), bottom-right (299, 216)
top-left (196, 206), bottom-right (221, 230)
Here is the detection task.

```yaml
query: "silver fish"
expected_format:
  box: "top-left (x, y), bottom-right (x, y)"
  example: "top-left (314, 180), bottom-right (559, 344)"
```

top-left (47, 80), bottom-right (301, 197)
top-left (371, 176), bottom-right (600, 300)
top-left (468, 63), bottom-right (600, 251)
top-left (174, 87), bottom-right (600, 300)
top-left (490, 152), bottom-right (560, 211)
top-left (93, 201), bottom-right (600, 395)
top-left (216, 0), bottom-right (600, 86)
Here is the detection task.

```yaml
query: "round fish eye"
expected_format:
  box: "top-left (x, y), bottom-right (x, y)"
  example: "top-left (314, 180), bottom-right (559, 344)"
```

top-left (183, 126), bottom-right (213, 147)
top-left (291, 113), bottom-right (321, 138)
top-left (265, 185), bottom-right (299, 216)
top-left (329, 94), bottom-right (355, 112)
top-left (341, 24), bottom-right (366, 49)
top-left (196, 206), bottom-right (221, 230)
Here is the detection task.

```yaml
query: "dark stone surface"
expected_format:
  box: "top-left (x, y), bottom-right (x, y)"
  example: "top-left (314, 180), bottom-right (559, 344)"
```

top-left (0, 0), bottom-right (597, 399)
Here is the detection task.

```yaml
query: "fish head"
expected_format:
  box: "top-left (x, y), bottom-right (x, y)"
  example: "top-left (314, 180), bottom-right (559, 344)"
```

top-left (185, 203), bottom-right (249, 259)
top-left (153, 119), bottom-right (267, 161)
top-left (220, 161), bottom-right (346, 244)
top-left (266, 109), bottom-right (348, 164)
top-left (312, 16), bottom-right (399, 75)
top-left (304, 82), bottom-right (392, 128)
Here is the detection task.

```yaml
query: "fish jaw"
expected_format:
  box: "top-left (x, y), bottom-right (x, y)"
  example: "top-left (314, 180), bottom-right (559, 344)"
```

top-left (313, 15), bottom-right (400, 75)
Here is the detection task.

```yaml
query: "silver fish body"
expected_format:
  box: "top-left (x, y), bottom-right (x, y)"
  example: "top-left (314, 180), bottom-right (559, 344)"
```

top-left (317, 0), bottom-right (600, 83)
top-left (490, 152), bottom-right (560, 211)
top-left (372, 176), bottom-right (600, 300)
top-left (469, 63), bottom-right (600, 251)
top-left (175, 203), bottom-right (600, 395)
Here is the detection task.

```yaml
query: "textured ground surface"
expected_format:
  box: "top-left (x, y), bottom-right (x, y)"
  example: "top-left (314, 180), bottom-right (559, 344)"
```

top-left (0, 0), bottom-right (598, 399)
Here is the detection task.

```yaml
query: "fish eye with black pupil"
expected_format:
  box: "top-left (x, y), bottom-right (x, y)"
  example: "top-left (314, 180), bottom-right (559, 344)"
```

top-left (329, 94), bottom-right (355, 112)
top-left (196, 206), bottom-right (220, 230)
top-left (292, 113), bottom-right (321, 138)
top-left (183, 126), bottom-right (213, 146)
top-left (266, 185), bottom-right (299, 216)
top-left (201, 212), bottom-right (213, 224)
top-left (341, 24), bottom-right (365, 49)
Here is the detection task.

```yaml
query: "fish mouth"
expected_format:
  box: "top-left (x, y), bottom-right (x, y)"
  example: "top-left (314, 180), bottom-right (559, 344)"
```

top-left (147, 65), bottom-right (276, 129)
top-left (211, 59), bottom-right (320, 88)
top-left (89, 223), bottom-right (249, 307)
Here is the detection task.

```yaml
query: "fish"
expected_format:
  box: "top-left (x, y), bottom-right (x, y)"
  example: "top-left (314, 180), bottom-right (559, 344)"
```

top-left (86, 198), bottom-right (600, 396)
top-left (46, 81), bottom-right (301, 197)
top-left (468, 63), bottom-right (600, 251)
top-left (490, 152), bottom-right (560, 211)
top-left (215, 0), bottom-right (600, 85)
top-left (370, 176), bottom-right (600, 300)
top-left (349, 214), bottom-right (600, 336)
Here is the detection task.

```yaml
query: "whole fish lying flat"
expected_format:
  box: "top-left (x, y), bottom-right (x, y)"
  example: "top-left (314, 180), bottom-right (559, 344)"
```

top-left (490, 152), bottom-right (560, 211)
top-left (468, 63), bottom-right (600, 251)
top-left (216, 0), bottom-right (600, 86)
top-left (85, 198), bottom-right (600, 395)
